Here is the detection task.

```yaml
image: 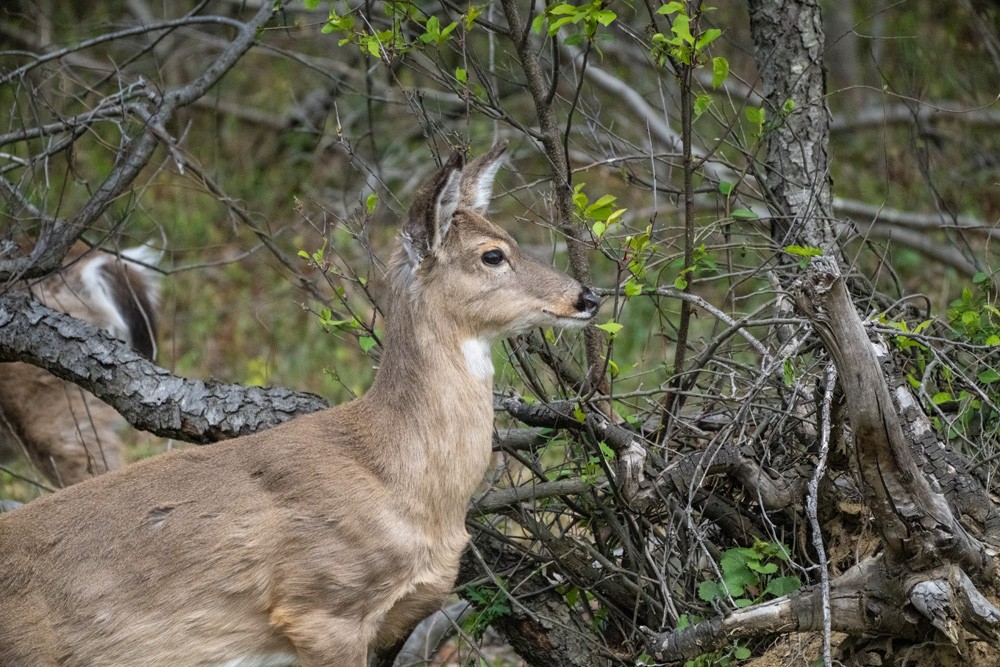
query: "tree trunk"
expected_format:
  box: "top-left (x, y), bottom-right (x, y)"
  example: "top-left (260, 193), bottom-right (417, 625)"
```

top-left (746, 0), bottom-right (839, 251)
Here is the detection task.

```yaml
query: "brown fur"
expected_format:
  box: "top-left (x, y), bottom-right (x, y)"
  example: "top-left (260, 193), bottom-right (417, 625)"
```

top-left (0, 245), bottom-right (159, 486)
top-left (0, 144), bottom-right (599, 666)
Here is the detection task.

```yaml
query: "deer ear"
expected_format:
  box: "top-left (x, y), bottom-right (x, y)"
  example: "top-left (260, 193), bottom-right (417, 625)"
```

top-left (458, 140), bottom-right (508, 214)
top-left (403, 151), bottom-right (465, 266)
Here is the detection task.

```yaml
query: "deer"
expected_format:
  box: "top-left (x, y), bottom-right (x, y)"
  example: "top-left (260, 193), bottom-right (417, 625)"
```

top-left (0, 142), bottom-right (600, 666)
top-left (0, 244), bottom-right (159, 487)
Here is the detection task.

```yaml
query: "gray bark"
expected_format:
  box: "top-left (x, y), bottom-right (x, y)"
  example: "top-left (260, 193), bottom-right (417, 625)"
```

top-left (0, 292), bottom-right (328, 443)
top-left (746, 0), bottom-right (839, 251)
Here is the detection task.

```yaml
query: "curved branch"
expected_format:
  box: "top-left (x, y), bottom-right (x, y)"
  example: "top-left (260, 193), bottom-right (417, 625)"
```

top-left (0, 292), bottom-right (327, 443)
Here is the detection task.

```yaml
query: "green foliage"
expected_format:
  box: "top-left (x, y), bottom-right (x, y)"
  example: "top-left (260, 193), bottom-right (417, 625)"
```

top-left (652, 2), bottom-right (721, 67)
top-left (595, 320), bottom-right (624, 337)
top-left (744, 105), bottom-right (765, 141)
top-left (897, 278), bottom-right (1000, 441)
top-left (683, 644), bottom-right (752, 667)
top-left (574, 183), bottom-right (627, 239)
top-left (319, 0), bottom-right (470, 60)
top-left (419, 15), bottom-right (458, 45)
top-left (948, 275), bottom-right (1000, 346)
top-left (697, 540), bottom-right (800, 609)
top-left (463, 579), bottom-right (512, 639)
top-left (783, 244), bottom-right (823, 269)
top-left (679, 541), bottom-right (800, 664)
top-left (532, 0), bottom-right (617, 46)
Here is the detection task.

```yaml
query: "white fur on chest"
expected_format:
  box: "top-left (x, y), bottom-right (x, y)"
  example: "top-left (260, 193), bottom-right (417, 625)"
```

top-left (461, 338), bottom-right (494, 380)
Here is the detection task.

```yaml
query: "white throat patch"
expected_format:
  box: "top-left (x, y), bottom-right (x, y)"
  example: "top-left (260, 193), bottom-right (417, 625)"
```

top-left (461, 339), bottom-right (494, 380)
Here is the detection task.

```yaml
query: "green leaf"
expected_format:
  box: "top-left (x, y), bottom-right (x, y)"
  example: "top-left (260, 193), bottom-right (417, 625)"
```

top-left (605, 208), bottom-right (627, 225)
top-left (718, 180), bottom-right (733, 196)
top-left (595, 321), bottom-right (624, 335)
top-left (979, 369), bottom-right (1000, 384)
top-left (783, 358), bottom-right (795, 387)
top-left (745, 105), bottom-right (765, 138)
top-left (722, 548), bottom-right (757, 569)
top-left (531, 13), bottom-right (547, 34)
top-left (671, 14), bottom-right (693, 44)
top-left (695, 28), bottom-right (721, 51)
top-left (782, 98), bottom-right (796, 114)
top-left (624, 279), bottom-right (643, 297)
top-left (304, 0), bottom-right (320, 9)
top-left (711, 56), bottom-right (729, 89)
top-left (673, 275), bottom-right (688, 290)
top-left (694, 93), bottom-right (712, 119)
top-left (720, 580), bottom-right (745, 599)
top-left (697, 580), bottom-right (724, 602)
top-left (973, 272), bottom-right (989, 284)
top-left (592, 221), bottom-right (607, 238)
top-left (365, 192), bottom-right (378, 214)
top-left (764, 576), bottom-right (801, 597)
top-left (747, 561), bottom-right (778, 575)
top-left (656, 1), bottom-right (685, 15)
top-left (464, 4), bottom-right (481, 30)
top-left (784, 244), bottom-right (823, 258)
top-left (549, 4), bottom-right (581, 15)
top-left (455, 67), bottom-right (467, 83)
top-left (594, 8), bottom-right (617, 26)
top-left (359, 336), bottom-right (377, 353)
top-left (585, 193), bottom-right (617, 214)
top-left (297, 250), bottom-right (310, 259)
top-left (734, 646), bottom-right (752, 660)
top-left (364, 36), bottom-right (381, 57)
top-left (931, 391), bottom-right (953, 405)
top-left (731, 207), bottom-right (758, 220)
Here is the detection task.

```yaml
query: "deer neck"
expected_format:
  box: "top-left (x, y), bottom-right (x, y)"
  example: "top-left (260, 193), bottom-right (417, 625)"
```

top-left (359, 305), bottom-right (496, 526)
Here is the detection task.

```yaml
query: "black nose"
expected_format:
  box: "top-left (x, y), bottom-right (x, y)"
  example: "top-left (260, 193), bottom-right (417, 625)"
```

top-left (576, 287), bottom-right (601, 316)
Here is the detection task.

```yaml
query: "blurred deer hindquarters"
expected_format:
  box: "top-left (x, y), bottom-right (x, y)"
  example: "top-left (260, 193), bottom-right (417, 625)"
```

top-left (0, 142), bottom-right (599, 666)
top-left (0, 245), bottom-right (159, 487)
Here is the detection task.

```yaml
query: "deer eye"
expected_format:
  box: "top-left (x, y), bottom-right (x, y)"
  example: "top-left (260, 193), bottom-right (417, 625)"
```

top-left (481, 249), bottom-right (505, 266)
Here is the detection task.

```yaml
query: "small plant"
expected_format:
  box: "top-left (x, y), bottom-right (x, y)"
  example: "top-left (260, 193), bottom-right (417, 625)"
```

top-left (697, 540), bottom-right (800, 609)
top-left (462, 579), bottom-right (512, 639)
top-left (948, 274), bottom-right (1000, 346)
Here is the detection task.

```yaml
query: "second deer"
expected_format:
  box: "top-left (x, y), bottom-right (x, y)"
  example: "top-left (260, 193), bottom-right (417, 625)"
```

top-left (0, 245), bottom-right (159, 487)
top-left (0, 142), bottom-right (599, 666)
